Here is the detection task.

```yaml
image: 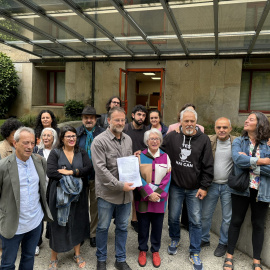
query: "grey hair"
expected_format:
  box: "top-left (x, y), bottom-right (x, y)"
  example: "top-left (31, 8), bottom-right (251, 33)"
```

top-left (38, 127), bottom-right (58, 150)
top-left (215, 117), bottom-right (231, 127)
top-left (180, 108), bottom-right (197, 121)
top-left (14, 127), bottom-right (35, 142)
top-left (144, 128), bottom-right (163, 146)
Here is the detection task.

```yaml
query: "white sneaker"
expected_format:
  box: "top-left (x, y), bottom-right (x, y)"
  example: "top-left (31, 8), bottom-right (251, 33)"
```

top-left (35, 246), bottom-right (40, 256)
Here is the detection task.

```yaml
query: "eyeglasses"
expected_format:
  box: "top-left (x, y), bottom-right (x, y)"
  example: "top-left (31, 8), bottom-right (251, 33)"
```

top-left (111, 101), bottom-right (120, 105)
top-left (148, 138), bottom-right (161, 142)
top-left (64, 135), bottom-right (77, 139)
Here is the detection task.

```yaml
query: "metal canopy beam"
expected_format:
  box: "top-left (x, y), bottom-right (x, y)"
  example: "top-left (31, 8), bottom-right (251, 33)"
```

top-left (110, 0), bottom-right (161, 56)
top-left (247, 0), bottom-right (270, 54)
top-left (0, 10), bottom-right (86, 57)
top-left (213, 0), bottom-right (219, 55)
top-left (15, 0), bottom-right (110, 57)
top-left (60, 0), bottom-right (134, 56)
top-left (0, 38), bottom-right (42, 58)
top-left (160, 0), bottom-right (189, 55)
top-left (0, 25), bottom-right (64, 57)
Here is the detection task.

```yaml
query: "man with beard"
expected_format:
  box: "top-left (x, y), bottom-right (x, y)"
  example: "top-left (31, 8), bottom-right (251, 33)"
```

top-left (161, 108), bottom-right (213, 270)
top-left (123, 104), bottom-right (148, 232)
top-left (91, 107), bottom-right (134, 270)
top-left (76, 106), bottom-right (104, 248)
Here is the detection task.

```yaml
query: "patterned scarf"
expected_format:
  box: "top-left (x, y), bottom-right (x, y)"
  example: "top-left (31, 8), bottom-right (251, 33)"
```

top-left (84, 126), bottom-right (95, 161)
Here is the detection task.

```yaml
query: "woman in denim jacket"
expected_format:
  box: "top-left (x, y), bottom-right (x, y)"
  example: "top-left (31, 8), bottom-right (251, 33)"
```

top-left (224, 112), bottom-right (270, 270)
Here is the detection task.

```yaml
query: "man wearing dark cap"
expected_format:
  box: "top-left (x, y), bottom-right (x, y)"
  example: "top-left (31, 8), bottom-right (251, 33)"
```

top-left (77, 106), bottom-right (104, 247)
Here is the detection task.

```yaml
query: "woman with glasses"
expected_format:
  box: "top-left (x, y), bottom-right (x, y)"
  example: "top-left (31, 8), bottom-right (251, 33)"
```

top-left (136, 128), bottom-right (171, 268)
top-left (33, 127), bottom-right (58, 256)
top-left (97, 96), bottom-right (128, 128)
top-left (46, 125), bottom-right (92, 269)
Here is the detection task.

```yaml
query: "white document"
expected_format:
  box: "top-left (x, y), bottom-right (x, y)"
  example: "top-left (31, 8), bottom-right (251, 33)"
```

top-left (117, 156), bottom-right (142, 187)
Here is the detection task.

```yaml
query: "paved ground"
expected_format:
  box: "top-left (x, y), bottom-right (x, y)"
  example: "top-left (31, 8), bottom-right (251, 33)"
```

top-left (15, 216), bottom-right (270, 270)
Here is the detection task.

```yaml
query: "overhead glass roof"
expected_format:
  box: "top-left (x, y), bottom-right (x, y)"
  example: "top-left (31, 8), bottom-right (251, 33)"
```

top-left (0, 0), bottom-right (270, 61)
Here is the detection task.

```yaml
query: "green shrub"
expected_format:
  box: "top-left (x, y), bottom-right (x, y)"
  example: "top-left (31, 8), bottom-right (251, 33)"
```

top-left (0, 52), bottom-right (19, 117)
top-left (64, 100), bottom-right (84, 119)
top-left (19, 114), bottom-right (37, 128)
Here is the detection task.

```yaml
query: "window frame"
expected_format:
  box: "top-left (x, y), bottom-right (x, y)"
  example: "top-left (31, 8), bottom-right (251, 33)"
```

top-left (239, 69), bottom-right (270, 114)
top-left (47, 70), bottom-right (65, 106)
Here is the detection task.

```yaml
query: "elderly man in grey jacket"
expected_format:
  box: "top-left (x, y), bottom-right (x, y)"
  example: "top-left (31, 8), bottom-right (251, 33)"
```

top-left (0, 127), bottom-right (52, 269)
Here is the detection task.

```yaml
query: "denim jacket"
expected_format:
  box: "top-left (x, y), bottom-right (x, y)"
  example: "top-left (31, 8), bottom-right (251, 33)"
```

top-left (231, 136), bottom-right (270, 202)
top-left (56, 175), bottom-right (83, 226)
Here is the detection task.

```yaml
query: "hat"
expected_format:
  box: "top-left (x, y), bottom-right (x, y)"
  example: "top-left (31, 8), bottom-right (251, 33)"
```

top-left (80, 106), bottom-right (101, 117)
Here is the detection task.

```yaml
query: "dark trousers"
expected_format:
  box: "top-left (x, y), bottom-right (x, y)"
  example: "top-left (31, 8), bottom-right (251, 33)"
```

top-left (0, 222), bottom-right (42, 270)
top-left (137, 211), bottom-right (164, 253)
top-left (227, 189), bottom-right (269, 260)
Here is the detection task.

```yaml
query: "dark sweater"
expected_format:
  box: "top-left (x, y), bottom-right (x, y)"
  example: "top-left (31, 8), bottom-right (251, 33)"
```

top-left (161, 128), bottom-right (214, 190)
top-left (123, 122), bottom-right (149, 153)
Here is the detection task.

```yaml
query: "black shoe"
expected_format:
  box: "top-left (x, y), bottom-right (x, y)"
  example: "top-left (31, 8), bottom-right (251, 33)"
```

top-left (200, 240), bottom-right (210, 247)
top-left (214, 243), bottom-right (227, 257)
top-left (97, 260), bottom-right (107, 270)
top-left (131, 221), bottom-right (138, 233)
top-left (114, 260), bottom-right (132, 270)
top-left (90, 237), bottom-right (96, 247)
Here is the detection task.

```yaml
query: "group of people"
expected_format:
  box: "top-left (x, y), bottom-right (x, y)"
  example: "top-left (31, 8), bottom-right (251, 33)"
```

top-left (0, 96), bottom-right (269, 270)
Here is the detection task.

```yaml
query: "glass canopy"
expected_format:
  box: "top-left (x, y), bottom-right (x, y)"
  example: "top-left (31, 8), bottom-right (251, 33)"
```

top-left (0, 0), bottom-right (269, 60)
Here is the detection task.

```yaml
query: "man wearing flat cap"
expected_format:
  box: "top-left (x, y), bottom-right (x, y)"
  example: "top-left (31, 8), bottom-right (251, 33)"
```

top-left (77, 106), bottom-right (104, 248)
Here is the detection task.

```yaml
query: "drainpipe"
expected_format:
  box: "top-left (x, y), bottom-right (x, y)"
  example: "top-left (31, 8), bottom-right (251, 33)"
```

top-left (91, 0), bottom-right (98, 107)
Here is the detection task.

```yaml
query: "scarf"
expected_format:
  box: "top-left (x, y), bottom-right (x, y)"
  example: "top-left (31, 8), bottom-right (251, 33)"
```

top-left (84, 125), bottom-right (95, 161)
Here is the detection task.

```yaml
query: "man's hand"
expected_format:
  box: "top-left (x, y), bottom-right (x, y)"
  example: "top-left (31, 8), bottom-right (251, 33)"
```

top-left (134, 150), bottom-right (141, 157)
top-left (238, 152), bottom-right (247, 156)
top-left (196, 188), bottom-right (207, 200)
top-left (123, 182), bottom-right (135, 191)
top-left (257, 158), bottom-right (270, 166)
top-left (148, 192), bottom-right (161, 202)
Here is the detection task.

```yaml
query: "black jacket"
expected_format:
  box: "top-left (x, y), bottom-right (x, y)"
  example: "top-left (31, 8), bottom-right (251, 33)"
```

top-left (76, 124), bottom-right (105, 180)
top-left (161, 128), bottom-right (214, 190)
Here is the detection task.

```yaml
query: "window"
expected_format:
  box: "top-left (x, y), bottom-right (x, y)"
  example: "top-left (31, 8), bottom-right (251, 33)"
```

top-left (239, 70), bottom-right (270, 113)
top-left (47, 71), bottom-right (65, 105)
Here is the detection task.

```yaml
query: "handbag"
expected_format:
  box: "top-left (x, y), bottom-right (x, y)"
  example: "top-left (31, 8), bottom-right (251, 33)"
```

top-left (228, 143), bottom-right (258, 192)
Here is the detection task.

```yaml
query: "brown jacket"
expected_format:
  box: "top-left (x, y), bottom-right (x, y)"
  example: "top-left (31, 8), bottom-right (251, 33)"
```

top-left (208, 134), bottom-right (237, 159)
top-left (0, 140), bottom-right (14, 159)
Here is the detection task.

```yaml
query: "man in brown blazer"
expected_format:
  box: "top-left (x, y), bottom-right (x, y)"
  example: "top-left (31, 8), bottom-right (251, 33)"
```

top-left (0, 127), bottom-right (52, 269)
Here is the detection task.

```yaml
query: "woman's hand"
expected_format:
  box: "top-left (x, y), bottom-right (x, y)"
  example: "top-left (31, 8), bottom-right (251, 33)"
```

top-left (238, 152), bottom-right (247, 156)
top-left (134, 150), bottom-right (141, 157)
top-left (257, 158), bottom-right (270, 166)
top-left (57, 169), bottom-right (73, 175)
top-left (148, 192), bottom-right (161, 202)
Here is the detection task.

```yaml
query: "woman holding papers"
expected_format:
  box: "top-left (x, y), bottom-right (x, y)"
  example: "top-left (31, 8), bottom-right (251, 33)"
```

top-left (135, 128), bottom-right (171, 268)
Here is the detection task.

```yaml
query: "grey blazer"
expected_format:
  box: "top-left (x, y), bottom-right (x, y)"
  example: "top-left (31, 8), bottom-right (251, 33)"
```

top-left (0, 153), bottom-right (53, 239)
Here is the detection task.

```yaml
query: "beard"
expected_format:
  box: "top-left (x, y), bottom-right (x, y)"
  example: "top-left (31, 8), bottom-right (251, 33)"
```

top-left (111, 124), bottom-right (124, 134)
top-left (133, 118), bottom-right (144, 126)
top-left (185, 126), bottom-right (195, 135)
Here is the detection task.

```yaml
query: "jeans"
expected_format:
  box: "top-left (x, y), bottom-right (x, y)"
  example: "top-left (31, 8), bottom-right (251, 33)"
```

top-left (228, 189), bottom-right (269, 259)
top-left (96, 198), bottom-right (131, 262)
top-left (201, 183), bottom-right (232, 245)
top-left (0, 222), bottom-right (42, 270)
top-left (137, 212), bottom-right (164, 253)
top-left (168, 184), bottom-right (202, 254)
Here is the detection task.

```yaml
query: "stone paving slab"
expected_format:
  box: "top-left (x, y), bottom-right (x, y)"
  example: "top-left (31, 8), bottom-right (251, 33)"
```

top-left (15, 217), bottom-right (270, 270)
